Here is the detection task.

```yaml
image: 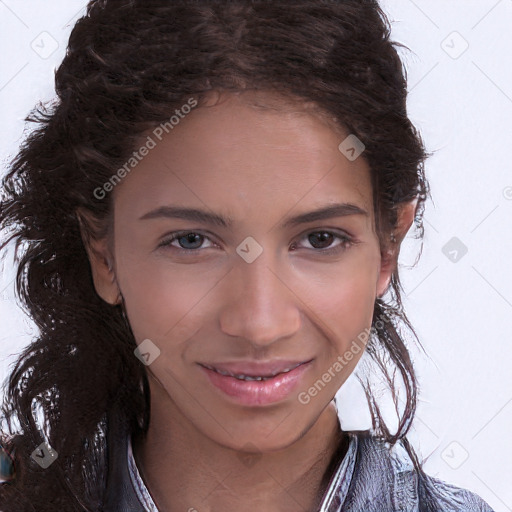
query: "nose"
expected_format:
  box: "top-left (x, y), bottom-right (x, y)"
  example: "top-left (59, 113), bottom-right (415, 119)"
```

top-left (218, 255), bottom-right (301, 348)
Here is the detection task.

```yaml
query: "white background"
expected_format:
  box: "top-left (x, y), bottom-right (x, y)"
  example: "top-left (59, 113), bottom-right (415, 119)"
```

top-left (0, 1), bottom-right (511, 510)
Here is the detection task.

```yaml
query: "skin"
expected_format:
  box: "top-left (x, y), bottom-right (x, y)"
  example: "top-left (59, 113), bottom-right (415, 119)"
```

top-left (80, 91), bottom-right (416, 512)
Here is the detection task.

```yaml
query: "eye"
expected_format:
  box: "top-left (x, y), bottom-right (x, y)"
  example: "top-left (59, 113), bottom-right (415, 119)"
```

top-left (157, 230), bottom-right (355, 255)
top-left (158, 231), bottom-right (215, 251)
top-left (291, 230), bottom-right (355, 254)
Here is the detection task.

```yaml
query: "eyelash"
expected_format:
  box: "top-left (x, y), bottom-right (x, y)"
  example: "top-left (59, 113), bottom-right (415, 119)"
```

top-left (157, 230), bottom-right (355, 255)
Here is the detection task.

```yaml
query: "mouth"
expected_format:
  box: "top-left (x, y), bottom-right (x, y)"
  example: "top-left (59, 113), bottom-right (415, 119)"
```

top-left (199, 361), bottom-right (305, 381)
top-left (197, 359), bottom-right (313, 406)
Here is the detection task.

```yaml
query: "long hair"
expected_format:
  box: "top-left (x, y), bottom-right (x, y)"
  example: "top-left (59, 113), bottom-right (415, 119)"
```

top-left (0, 1), bottom-right (440, 510)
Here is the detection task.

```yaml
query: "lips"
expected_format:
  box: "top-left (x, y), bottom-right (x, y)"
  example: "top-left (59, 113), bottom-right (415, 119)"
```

top-left (198, 359), bottom-right (313, 406)
top-left (199, 361), bottom-right (305, 381)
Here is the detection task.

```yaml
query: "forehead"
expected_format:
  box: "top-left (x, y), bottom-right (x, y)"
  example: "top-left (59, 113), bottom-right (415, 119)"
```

top-left (112, 92), bottom-right (374, 226)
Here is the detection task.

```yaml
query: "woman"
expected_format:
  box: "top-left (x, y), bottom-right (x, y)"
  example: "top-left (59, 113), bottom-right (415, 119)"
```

top-left (0, 1), bottom-right (495, 511)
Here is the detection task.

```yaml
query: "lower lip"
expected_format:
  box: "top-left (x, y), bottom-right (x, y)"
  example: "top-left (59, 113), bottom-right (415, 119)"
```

top-left (199, 362), bottom-right (312, 406)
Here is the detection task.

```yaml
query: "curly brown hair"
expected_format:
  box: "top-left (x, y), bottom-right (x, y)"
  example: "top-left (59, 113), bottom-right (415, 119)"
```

top-left (0, 1), bottom-right (436, 510)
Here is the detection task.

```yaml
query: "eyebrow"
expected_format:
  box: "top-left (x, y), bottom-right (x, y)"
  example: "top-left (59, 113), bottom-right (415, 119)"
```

top-left (139, 203), bottom-right (368, 228)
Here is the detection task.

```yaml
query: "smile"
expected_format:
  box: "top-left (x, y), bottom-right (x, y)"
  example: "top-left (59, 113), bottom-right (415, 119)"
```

top-left (197, 359), bottom-right (313, 406)
top-left (199, 362), bottom-right (304, 381)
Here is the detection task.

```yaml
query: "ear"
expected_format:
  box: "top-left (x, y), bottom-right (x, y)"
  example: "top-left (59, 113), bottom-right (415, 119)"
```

top-left (376, 198), bottom-right (418, 298)
top-left (76, 208), bottom-right (121, 306)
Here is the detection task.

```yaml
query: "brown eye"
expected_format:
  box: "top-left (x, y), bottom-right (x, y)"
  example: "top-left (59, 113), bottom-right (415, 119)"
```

top-left (308, 232), bottom-right (335, 249)
top-left (291, 230), bottom-right (354, 254)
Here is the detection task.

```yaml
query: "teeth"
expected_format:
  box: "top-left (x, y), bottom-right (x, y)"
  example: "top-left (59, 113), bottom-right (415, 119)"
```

top-left (203, 363), bottom-right (301, 381)
top-left (237, 375), bottom-right (266, 381)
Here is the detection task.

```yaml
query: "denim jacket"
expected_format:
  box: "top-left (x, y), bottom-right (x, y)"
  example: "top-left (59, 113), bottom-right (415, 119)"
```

top-left (102, 416), bottom-right (495, 512)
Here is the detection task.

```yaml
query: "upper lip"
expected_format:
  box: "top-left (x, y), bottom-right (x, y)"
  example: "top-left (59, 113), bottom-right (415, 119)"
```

top-left (198, 359), bottom-right (313, 378)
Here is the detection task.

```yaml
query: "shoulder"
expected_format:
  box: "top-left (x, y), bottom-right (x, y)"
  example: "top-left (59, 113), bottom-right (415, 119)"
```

top-left (341, 433), bottom-right (495, 512)
top-left (415, 471), bottom-right (495, 512)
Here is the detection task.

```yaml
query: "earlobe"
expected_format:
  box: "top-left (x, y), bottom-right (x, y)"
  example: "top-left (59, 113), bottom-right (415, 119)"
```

top-left (76, 209), bottom-right (121, 306)
top-left (375, 198), bottom-right (418, 298)
top-left (376, 248), bottom-right (394, 299)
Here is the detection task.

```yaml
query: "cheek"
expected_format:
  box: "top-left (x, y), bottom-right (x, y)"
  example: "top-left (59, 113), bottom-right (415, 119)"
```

top-left (116, 253), bottom-right (217, 347)
top-left (292, 249), bottom-right (380, 365)
top-left (295, 246), bottom-right (380, 324)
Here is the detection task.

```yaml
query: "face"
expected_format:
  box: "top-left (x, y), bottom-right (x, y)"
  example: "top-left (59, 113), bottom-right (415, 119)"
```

top-left (87, 92), bottom-right (397, 452)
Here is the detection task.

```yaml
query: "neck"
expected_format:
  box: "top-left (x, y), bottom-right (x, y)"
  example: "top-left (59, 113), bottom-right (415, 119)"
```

top-left (133, 379), bottom-right (347, 512)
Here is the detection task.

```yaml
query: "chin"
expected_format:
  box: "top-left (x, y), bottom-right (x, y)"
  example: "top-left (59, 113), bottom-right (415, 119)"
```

top-left (200, 409), bottom-right (316, 453)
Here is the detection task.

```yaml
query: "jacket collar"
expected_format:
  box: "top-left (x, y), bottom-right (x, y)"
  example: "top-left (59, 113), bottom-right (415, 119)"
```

top-left (102, 400), bottom-right (359, 512)
top-left (125, 432), bottom-right (359, 512)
